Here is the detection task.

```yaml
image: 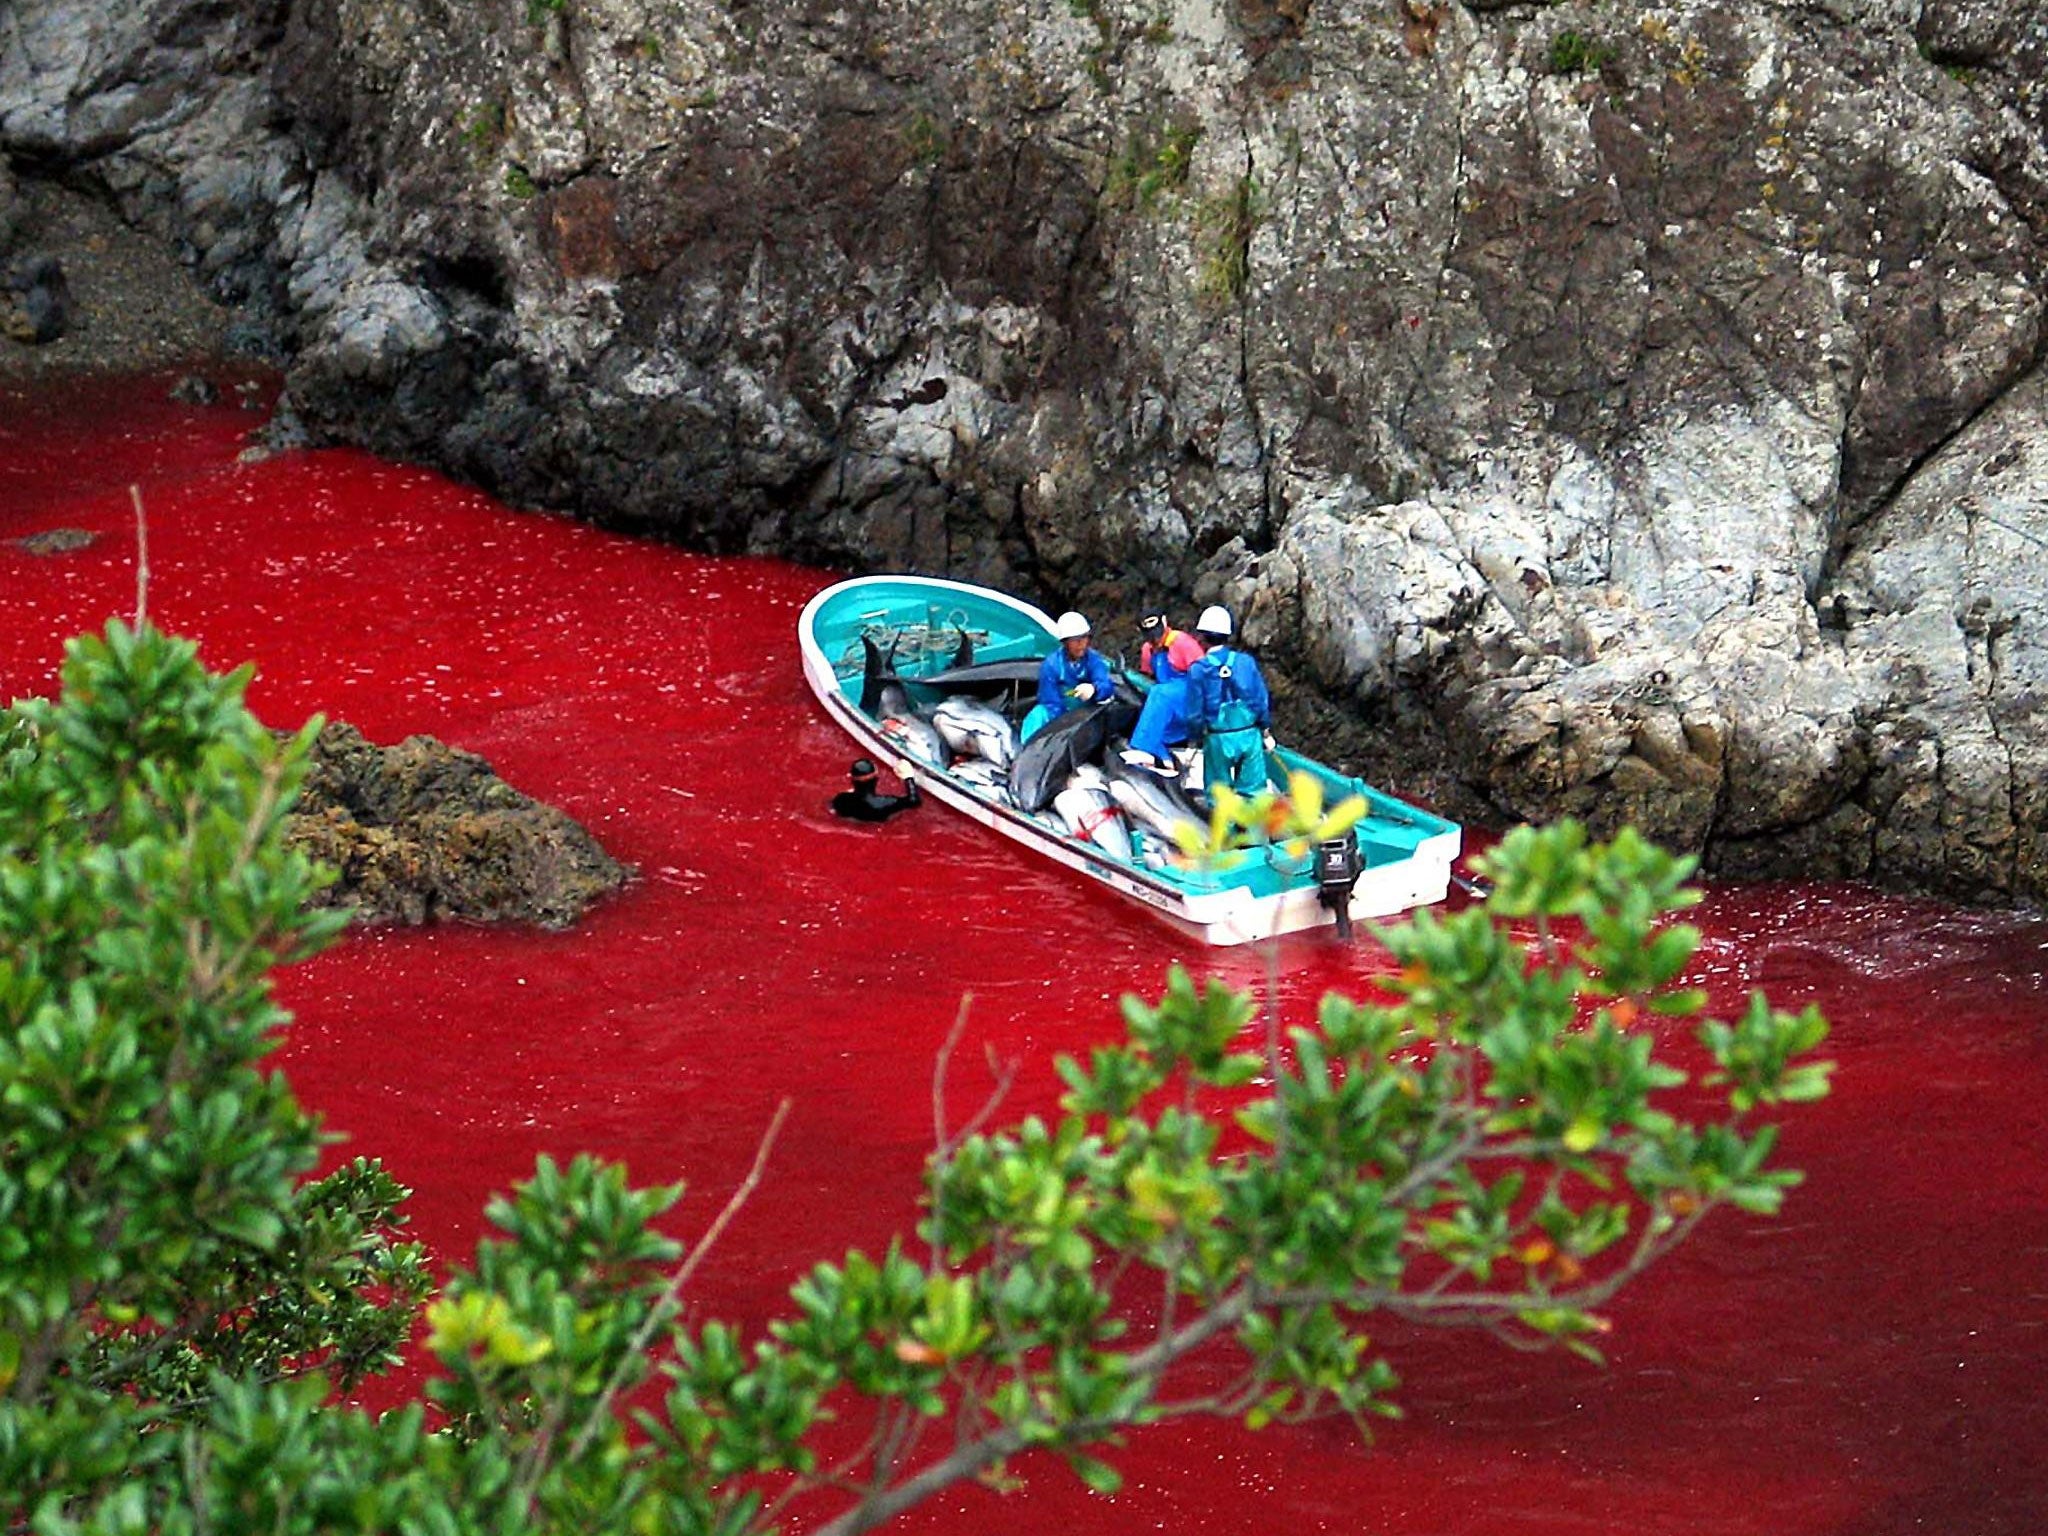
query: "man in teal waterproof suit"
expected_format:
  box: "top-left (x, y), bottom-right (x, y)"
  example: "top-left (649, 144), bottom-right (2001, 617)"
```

top-left (1186, 605), bottom-right (1273, 794)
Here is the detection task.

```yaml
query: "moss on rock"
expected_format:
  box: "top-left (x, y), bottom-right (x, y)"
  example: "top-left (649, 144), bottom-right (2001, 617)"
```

top-left (287, 721), bottom-right (631, 929)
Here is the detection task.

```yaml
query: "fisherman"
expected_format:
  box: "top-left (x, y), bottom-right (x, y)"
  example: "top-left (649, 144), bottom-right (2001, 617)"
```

top-left (1137, 611), bottom-right (1204, 683)
top-left (830, 759), bottom-right (921, 823)
top-left (1034, 611), bottom-right (1115, 727)
top-left (1126, 610), bottom-right (1207, 772)
top-left (1187, 605), bottom-right (1274, 794)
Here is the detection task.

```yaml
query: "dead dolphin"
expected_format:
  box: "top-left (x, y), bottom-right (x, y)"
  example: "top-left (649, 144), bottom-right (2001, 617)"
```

top-left (919, 657), bottom-right (1046, 693)
top-left (859, 633), bottom-right (947, 770)
top-left (1007, 699), bottom-right (1141, 813)
top-left (859, 635), bottom-right (914, 717)
top-left (1052, 765), bottom-right (1132, 860)
top-left (932, 695), bottom-right (1018, 768)
top-left (1102, 752), bottom-right (1206, 842)
top-left (950, 758), bottom-right (1016, 807)
top-left (879, 712), bottom-right (948, 772)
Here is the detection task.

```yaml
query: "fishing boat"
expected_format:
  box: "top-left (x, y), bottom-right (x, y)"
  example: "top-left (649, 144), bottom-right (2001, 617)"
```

top-left (798, 574), bottom-right (1461, 946)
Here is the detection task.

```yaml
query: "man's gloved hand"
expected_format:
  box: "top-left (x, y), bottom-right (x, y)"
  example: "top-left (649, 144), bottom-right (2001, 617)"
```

top-left (1073, 683), bottom-right (1097, 701)
top-left (1262, 730), bottom-right (1277, 750)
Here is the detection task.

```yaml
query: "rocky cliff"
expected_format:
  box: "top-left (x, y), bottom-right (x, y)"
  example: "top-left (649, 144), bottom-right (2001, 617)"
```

top-left (5, 0), bottom-right (2046, 901)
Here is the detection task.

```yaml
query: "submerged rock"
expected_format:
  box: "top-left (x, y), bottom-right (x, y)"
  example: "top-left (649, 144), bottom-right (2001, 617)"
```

top-left (287, 721), bottom-right (631, 929)
top-left (14, 526), bottom-right (96, 555)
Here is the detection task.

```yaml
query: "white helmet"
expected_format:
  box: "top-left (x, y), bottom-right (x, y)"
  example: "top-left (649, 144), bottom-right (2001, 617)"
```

top-left (1196, 604), bottom-right (1234, 638)
top-left (1053, 610), bottom-right (1092, 641)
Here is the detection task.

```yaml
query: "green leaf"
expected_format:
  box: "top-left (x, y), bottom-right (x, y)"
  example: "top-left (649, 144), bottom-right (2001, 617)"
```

top-left (1067, 1451), bottom-right (1125, 1495)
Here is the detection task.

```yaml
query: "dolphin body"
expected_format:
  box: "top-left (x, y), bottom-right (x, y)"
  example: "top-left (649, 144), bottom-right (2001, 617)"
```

top-left (932, 695), bottom-right (1018, 768)
top-left (1102, 752), bottom-right (1207, 842)
top-left (950, 759), bottom-right (1017, 807)
top-left (921, 656), bottom-right (1144, 716)
top-left (1052, 767), bottom-right (1133, 861)
top-left (918, 658), bottom-right (1045, 693)
top-left (1007, 699), bottom-right (1141, 813)
top-left (879, 712), bottom-right (948, 771)
top-left (860, 634), bottom-right (949, 770)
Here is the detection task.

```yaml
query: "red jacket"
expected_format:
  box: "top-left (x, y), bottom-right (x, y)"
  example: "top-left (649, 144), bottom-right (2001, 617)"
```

top-left (1141, 630), bottom-right (1205, 682)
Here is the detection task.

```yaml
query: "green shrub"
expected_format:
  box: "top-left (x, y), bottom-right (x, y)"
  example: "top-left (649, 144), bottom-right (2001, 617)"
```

top-left (1550, 29), bottom-right (1617, 75)
top-left (1196, 174), bottom-right (1262, 303)
top-left (0, 625), bottom-right (1830, 1533)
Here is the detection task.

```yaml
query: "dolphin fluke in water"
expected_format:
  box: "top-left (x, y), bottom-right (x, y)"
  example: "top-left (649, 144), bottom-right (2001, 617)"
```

top-left (1007, 699), bottom-right (1141, 813)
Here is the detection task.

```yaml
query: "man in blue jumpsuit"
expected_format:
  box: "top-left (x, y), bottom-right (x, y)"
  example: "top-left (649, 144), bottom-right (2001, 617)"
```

top-left (1033, 610), bottom-right (1115, 731)
top-left (1186, 605), bottom-right (1273, 794)
top-left (1128, 612), bottom-right (1202, 771)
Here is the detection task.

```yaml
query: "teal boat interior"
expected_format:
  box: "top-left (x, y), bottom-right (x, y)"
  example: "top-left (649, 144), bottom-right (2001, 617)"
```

top-left (813, 579), bottom-right (1051, 686)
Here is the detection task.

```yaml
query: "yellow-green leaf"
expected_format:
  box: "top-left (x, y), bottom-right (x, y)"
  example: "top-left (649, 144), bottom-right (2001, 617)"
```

top-left (1288, 769), bottom-right (1324, 829)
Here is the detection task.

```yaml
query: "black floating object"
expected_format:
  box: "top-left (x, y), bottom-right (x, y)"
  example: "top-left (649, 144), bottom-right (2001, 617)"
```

top-left (1449, 868), bottom-right (1495, 900)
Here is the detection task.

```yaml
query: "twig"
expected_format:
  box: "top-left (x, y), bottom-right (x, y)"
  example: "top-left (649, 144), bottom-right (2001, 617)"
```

top-left (927, 997), bottom-right (973, 1279)
top-left (813, 1291), bottom-right (1257, 1536)
top-left (130, 484), bottom-right (149, 627)
top-left (932, 995), bottom-right (973, 1159)
top-left (926, 1001), bottom-right (1017, 1278)
top-left (956, 1043), bottom-right (1017, 1148)
top-left (550, 1098), bottom-right (792, 1477)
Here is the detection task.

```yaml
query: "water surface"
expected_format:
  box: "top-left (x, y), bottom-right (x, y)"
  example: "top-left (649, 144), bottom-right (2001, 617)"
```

top-left (3, 375), bottom-right (2044, 1534)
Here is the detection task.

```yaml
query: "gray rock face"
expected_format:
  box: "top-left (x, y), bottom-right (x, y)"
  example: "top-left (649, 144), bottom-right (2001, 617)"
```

top-left (6, 0), bottom-right (2048, 902)
top-left (2, 252), bottom-right (69, 342)
top-left (0, 153), bottom-right (17, 254)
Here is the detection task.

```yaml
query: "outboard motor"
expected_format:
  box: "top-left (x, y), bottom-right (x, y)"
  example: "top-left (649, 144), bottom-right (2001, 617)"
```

top-left (1314, 829), bottom-right (1365, 940)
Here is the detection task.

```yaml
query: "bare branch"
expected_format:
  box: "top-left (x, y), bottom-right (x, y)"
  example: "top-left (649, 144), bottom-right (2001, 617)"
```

top-left (927, 996), bottom-right (973, 1281)
top-left (550, 1098), bottom-right (792, 1478)
top-left (130, 484), bottom-right (149, 627)
top-left (813, 1291), bottom-right (1258, 1536)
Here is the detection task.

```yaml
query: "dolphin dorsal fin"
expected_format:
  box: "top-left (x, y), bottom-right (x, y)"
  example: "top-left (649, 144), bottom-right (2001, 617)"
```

top-left (951, 626), bottom-right (974, 668)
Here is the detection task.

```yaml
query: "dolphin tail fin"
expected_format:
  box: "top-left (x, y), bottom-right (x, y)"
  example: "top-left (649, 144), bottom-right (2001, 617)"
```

top-left (951, 626), bottom-right (974, 668)
top-left (860, 635), bottom-right (889, 714)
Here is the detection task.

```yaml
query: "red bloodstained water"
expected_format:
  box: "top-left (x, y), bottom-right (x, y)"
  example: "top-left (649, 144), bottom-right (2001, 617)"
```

top-left (4, 374), bottom-right (2047, 1534)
